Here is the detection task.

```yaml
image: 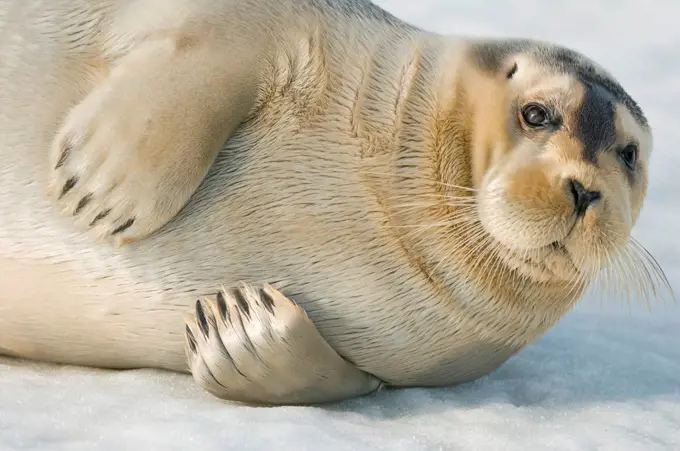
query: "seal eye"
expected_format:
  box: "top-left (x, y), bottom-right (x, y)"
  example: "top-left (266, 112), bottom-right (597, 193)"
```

top-left (521, 103), bottom-right (550, 127)
top-left (618, 144), bottom-right (638, 171)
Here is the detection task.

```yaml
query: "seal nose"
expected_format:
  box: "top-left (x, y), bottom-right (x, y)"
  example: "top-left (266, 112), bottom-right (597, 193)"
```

top-left (568, 179), bottom-right (601, 217)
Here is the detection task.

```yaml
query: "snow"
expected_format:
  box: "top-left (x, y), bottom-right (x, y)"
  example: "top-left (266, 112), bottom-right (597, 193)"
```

top-left (1, 1), bottom-right (679, 450)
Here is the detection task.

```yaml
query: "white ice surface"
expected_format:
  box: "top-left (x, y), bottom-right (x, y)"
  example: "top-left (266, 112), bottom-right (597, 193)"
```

top-left (1, 1), bottom-right (679, 450)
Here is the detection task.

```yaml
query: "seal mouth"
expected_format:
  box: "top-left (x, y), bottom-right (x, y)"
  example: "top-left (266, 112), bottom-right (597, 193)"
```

top-left (551, 241), bottom-right (579, 270)
top-left (549, 241), bottom-right (569, 256)
top-left (499, 239), bottom-right (581, 282)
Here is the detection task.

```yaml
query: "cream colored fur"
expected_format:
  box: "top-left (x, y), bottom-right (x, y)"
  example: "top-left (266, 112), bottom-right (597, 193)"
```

top-left (0, 0), bottom-right (667, 405)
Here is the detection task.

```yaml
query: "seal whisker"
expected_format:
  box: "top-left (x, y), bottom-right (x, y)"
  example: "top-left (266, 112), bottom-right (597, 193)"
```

top-left (442, 227), bottom-right (492, 285)
top-left (487, 241), bottom-right (514, 295)
top-left (470, 236), bottom-right (501, 291)
top-left (386, 218), bottom-right (477, 229)
top-left (623, 240), bottom-right (673, 306)
top-left (431, 222), bottom-right (488, 275)
top-left (455, 229), bottom-right (495, 279)
top-left (622, 247), bottom-right (651, 308)
top-left (616, 247), bottom-right (643, 309)
top-left (630, 238), bottom-right (674, 300)
top-left (592, 227), bottom-right (671, 307)
top-left (389, 198), bottom-right (478, 206)
top-left (619, 244), bottom-right (652, 304)
top-left (386, 193), bottom-right (478, 201)
top-left (424, 219), bottom-right (486, 270)
top-left (565, 254), bottom-right (587, 302)
top-left (385, 211), bottom-right (482, 255)
top-left (389, 202), bottom-right (476, 214)
top-left (600, 244), bottom-right (630, 308)
top-left (593, 232), bottom-right (648, 310)
top-left (362, 170), bottom-right (478, 192)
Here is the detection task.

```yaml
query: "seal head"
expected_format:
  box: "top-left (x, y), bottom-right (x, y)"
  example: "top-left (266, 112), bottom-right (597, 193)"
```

top-left (466, 40), bottom-right (652, 287)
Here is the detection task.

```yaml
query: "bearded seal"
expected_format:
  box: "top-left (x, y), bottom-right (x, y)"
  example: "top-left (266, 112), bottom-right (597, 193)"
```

top-left (0, 0), bottom-right (670, 405)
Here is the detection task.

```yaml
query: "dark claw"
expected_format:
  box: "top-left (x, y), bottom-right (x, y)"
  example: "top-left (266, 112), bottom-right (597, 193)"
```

top-left (195, 299), bottom-right (209, 338)
top-left (59, 176), bottom-right (78, 199)
top-left (232, 288), bottom-right (250, 318)
top-left (185, 325), bottom-right (197, 353)
top-left (111, 218), bottom-right (135, 235)
top-left (216, 291), bottom-right (228, 320)
top-left (54, 144), bottom-right (71, 169)
top-left (259, 288), bottom-right (275, 315)
top-left (74, 194), bottom-right (92, 215)
top-left (90, 209), bottom-right (111, 226)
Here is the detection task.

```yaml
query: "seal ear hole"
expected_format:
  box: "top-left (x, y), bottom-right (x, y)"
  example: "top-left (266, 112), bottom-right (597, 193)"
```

top-left (506, 62), bottom-right (518, 79)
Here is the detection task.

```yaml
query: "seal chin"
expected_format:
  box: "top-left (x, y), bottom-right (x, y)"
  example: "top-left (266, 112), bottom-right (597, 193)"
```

top-left (476, 185), bottom-right (588, 282)
top-left (495, 238), bottom-right (582, 283)
top-left (474, 158), bottom-right (618, 284)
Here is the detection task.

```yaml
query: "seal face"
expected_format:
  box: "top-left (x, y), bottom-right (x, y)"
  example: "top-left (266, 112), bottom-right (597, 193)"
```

top-left (466, 40), bottom-right (652, 285)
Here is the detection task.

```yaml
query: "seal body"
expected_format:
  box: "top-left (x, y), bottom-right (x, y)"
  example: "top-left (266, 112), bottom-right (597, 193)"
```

top-left (0, 0), bottom-right (659, 402)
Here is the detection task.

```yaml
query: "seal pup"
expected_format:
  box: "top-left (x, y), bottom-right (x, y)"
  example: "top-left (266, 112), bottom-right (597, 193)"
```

top-left (0, 0), bottom-right (670, 405)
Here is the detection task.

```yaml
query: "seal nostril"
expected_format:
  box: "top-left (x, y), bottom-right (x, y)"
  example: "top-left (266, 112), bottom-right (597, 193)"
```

top-left (568, 178), bottom-right (601, 217)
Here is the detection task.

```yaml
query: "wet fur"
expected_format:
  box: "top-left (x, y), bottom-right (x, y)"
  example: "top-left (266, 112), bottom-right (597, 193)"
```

top-left (0, 0), bottom-right (668, 401)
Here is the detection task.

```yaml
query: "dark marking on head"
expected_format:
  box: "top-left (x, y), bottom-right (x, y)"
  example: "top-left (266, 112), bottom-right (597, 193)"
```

top-left (469, 39), bottom-right (648, 127)
top-left (575, 83), bottom-right (617, 162)
top-left (506, 62), bottom-right (518, 79)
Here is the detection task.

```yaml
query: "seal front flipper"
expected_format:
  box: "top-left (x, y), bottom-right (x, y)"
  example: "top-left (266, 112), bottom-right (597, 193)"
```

top-left (184, 282), bottom-right (384, 405)
top-left (47, 36), bottom-right (263, 245)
